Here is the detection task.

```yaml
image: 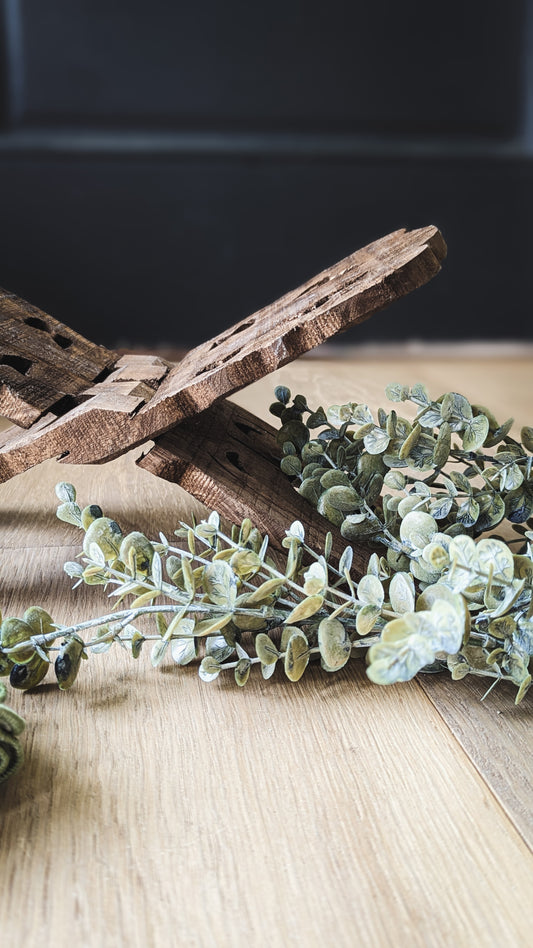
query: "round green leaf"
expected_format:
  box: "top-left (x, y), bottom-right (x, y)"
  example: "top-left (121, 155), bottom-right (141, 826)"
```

top-left (318, 617), bottom-right (351, 670)
top-left (284, 631), bottom-right (309, 682)
top-left (399, 511), bottom-right (437, 550)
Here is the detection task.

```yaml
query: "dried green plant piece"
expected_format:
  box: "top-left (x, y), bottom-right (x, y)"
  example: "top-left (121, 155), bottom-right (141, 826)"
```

top-left (1, 618), bottom-right (35, 664)
top-left (235, 658), bottom-right (252, 687)
top-left (119, 532), bottom-right (154, 576)
top-left (0, 683), bottom-right (25, 784)
top-left (255, 633), bottom-right (279, 666)
top-left (3, 463), bottom-right (532, 714)
top-left (55, 634), bottom-right (85, 690)
top-left (81, 504), bottom-right (104, 530)
top-left (318, 618), bottom-right (351, 671)
top-left (10, 652), bottom-right (48, 690)
top-left (83, 518), bottom-right (123, 563)
top-left (284, 631), bottom-right (309, 682)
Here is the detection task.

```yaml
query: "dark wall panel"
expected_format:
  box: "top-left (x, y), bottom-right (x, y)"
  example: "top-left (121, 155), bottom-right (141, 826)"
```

top-left (0, 154), bottom-right (530, 347)
top-left (15, 0), bottom-right (524, 136)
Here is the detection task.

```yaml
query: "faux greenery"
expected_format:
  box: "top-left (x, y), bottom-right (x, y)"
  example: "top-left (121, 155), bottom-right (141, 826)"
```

top-left (1, 381), bottom-right (532, 784)
top-left (0, 683), bottom-right (25, 784)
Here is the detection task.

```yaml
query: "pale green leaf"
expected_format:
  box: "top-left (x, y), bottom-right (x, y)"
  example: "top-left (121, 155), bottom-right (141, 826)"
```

top-left (303, 561), bottom-right (327, 596)
top-left (285, 595), bottom-right (324, 624)
top-left (150, 638), bottom-right (168, 668)
top-left (255, 633), bottom-right (279, 665)
top-left (199, 656), bottom-right (221, 682)
top-left (355, 603), bottom-right (381, 636)
top-left (399, 511), bottom-right (437, 551)
top-left (462, 414), bottom-right (489, 451)
top-left (389, 572), bottom-right (415, 614)
top-left (357, 574), bottom-right (384, 607)
top-left (363, 427), bottom-right (390, 455)
top-left (203, 561), bottom-right (238, 609)
top-left (317, 617), bottom-right (351, 670)
top-left (171, 637), bottom-right (198, 666)
top-left (284, 631), bottom-right (309, 681)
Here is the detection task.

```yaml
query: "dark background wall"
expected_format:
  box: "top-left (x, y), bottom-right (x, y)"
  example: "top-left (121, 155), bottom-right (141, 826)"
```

top-left (0, 0), bottom-right (531, 348)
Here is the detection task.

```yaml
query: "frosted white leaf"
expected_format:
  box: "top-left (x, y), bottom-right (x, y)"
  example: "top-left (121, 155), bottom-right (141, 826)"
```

top-left (383, 470), bottom-right (407, 490)
top-left (318, 617), bottom-right (351, 669)
top-left (476, 538), bottom-right (514, 583)
top-left (150, 639), bottom-right (168, 668)
top-left (199, 656), bottom-right (221, 682)
top-left (171, 637), bottom-right (197, 666)
top-left (399, 511), bottom-right (438, 551)
top-left (151, 551), bottom-right (163, 589)
top-left (389, 572), bottom-right (415, 614)
top-left (287, 521), bottom-right (305, 542)
top-left (357, 574), bottom-right (384, 607)
top-left (203, 561), bottom-right (237, 608)
top-left (303, 561), bottom-right (327, 596)
top-left (363, 427), bottom-right (391, 455)
top-left (426, 599), bottom-right (464, 653)
top-left (385, 383), bottom-right (409, 402)
top-left (338, 545), bottom-right (353, 576)
top-left (205, 634), bottom-right (234, 663)
top-left (462, 414), bottom-right (489, 451)
top-left (89, 542), bottom-right (106, 568)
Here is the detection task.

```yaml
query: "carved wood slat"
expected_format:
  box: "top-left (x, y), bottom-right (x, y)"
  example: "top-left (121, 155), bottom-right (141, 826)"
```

top-left (0, 225), bottom-right (446, 483)
top-left (0, 288), bottom-right (117, 426)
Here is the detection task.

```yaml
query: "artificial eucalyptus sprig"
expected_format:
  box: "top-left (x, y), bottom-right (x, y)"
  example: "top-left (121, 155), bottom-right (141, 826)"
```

top-left (270, 381), bottom-right (533, 558)
top-left (0, 478), bottom-right (531, 705)
top-left (0, 683), bottom-right (25, 784)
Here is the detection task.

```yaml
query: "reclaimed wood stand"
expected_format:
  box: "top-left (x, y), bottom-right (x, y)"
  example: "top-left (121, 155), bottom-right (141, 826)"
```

top-left (0, 225), bottom-right (446, 576)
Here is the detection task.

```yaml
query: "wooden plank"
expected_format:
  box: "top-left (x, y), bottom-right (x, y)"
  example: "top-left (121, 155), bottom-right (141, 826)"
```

top-left (0, 287), bottom-right (117, 426)
top-left (137, 398), bottom-right (373, 572)
top-left (418, 674), bottom-right (533, 850)
top-left (0, 225), bottom-right (446, 478)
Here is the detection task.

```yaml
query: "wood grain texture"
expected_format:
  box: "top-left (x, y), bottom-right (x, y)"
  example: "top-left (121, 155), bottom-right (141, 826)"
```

top-left (1, 348), bottom-right (532, 948)
top-left (0, 226), bottom-right (446, 480)
top-left (418, 673), bottom-right (533, 849)
top-left (0, 286), bottom-right (117, 426)
top-left (137, 398), bottom-right (373, 573)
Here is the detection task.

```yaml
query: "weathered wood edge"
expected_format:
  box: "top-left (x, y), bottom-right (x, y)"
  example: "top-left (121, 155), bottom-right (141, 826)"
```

top-left (0, 225), bottom-right (446, 480)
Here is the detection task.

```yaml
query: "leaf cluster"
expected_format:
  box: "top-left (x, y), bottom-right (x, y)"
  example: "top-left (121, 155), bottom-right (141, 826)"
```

top-left (0, 682), bottom-right (25, 784)
top-left (270, 382), bottom-right (533, 550)
top-left (0, 479), bottom-right (531, 705)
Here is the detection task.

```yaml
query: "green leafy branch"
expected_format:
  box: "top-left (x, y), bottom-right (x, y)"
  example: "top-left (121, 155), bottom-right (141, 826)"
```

top-left (270, 381), bottom-right (533, 553)
top-left (0, 477), bottom-right (531, 708)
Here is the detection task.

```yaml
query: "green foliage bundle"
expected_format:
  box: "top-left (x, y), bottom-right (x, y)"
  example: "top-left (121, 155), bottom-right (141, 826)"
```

top-left (1, 381), bottom-right (532, 786)
top-left (268, 381), bottom-right (533, 702)
top-left (0, 683), bottom-right (25, 784)
top-left (0, 446), bottom-right (532, 711)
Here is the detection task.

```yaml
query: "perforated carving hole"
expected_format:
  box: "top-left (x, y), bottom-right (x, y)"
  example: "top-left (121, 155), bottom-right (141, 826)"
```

top-left (0, 354), bottom-right (32, 374)
top-left (24, 316), bottom-right (49, 332)
top-left (197, 347), bottom-right (242, 377)
top-left (48, 394), bottom-right (79, 416)
top-left (208, 319), bottom-right (255, 350)
top-left (53, 333), bottom-right (72, 349)
top-left (226, 450), bottom-right (245, 472)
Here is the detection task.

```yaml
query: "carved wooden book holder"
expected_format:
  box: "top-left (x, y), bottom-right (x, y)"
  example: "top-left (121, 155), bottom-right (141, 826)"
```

top-left (0, 225), bottom-right (446, 574)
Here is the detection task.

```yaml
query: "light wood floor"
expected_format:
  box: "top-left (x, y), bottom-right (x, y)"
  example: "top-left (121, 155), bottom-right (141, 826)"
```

top-left (1, 350), bottom-right (532, 947)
